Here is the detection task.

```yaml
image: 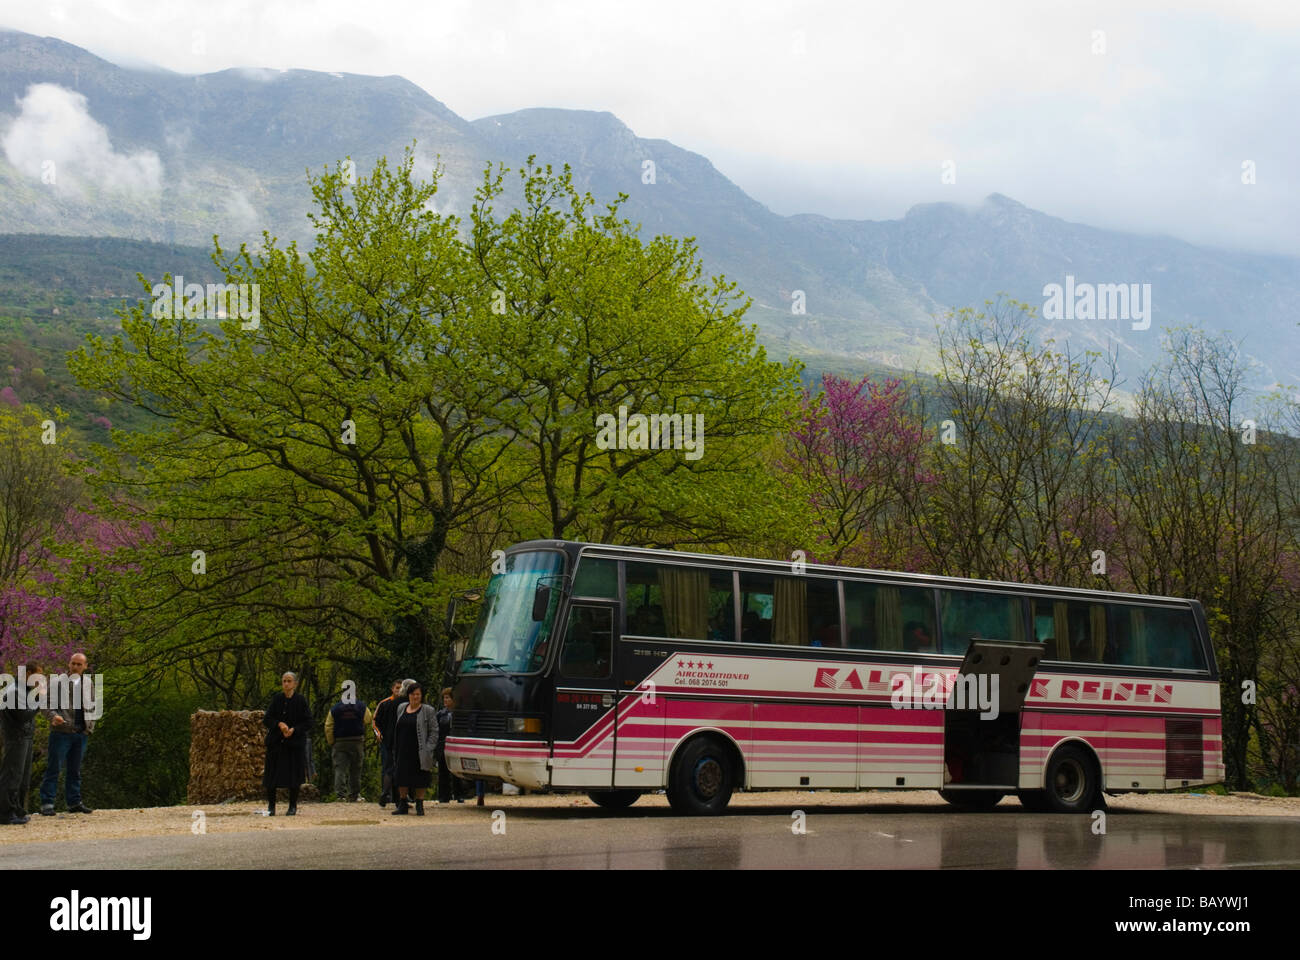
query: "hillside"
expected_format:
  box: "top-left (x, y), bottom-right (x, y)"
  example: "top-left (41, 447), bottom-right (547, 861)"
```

top-left (1, 28), bottom-right (1296, 386)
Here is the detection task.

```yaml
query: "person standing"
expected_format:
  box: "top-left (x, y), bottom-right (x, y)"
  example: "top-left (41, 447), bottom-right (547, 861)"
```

top-left (325, 689), bottom-right (372, 802)
top-left (435, 687), bottom-right (465, 804)
top-left (371, 679), bottom-right (403, 807)
top-left (262, 671), bottom-right (311, 816)
top-left (391, 683), bottom-right (438, 816)
top-left (39, 652), bottom-right (94, 816)
top-left (0, 664), bottom-right (44, 825)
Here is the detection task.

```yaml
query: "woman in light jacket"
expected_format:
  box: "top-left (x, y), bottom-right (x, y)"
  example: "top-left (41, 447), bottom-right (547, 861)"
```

top-left (391, 682), bottom-right (438, 815)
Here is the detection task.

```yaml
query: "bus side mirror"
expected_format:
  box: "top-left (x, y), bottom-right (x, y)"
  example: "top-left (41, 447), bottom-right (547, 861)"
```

top-left (446, 589), bottom-right (483, 640)
top-left (532, 584), bottom-right (551, 622)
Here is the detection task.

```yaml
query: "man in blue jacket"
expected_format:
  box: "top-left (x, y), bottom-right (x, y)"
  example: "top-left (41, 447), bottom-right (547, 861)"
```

top-left (325, 689), bottom-right (373, 802)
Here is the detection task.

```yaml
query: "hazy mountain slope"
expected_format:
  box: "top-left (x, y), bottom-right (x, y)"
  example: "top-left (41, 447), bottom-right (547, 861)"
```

top-left (1, 28), bottom-right (1296, 384)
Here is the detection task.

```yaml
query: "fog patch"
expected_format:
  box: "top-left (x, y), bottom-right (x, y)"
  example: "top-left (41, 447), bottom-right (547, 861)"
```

top-left (2, 83), bottom-right (162, 194)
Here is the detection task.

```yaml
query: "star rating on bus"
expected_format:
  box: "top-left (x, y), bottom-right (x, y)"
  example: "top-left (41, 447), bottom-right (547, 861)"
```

top-left (676, 660), bottom-right (714, 669)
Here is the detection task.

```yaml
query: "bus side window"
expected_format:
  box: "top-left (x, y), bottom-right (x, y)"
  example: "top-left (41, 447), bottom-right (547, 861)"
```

top-left (1032, 606), bottom-right (1057, 657)
top-left (842, 581), bottom-right (935, 652)
top-left (1034, 599), bottom-right (1104, 663)
top-left (938, 590), bottom-right (1024, 655)
top-left (572, 557), bottom-right (618, 598)
top-left (738, 573), bottom-right (839, 646)
top-left (1111, 605), bottom-right (1204, 670)
top-left (807, 579), bottom-right (841, 647)
top-left (739, 573), bottom-right (774, 643)
top-left (626, 562), bottom-right (733, 641)
top-left (1106, 606), bottom-right (1132, 665)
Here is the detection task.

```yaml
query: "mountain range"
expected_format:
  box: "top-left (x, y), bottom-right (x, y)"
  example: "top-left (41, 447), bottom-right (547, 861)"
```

top-left (1, 27), bottom-right (1296, 386)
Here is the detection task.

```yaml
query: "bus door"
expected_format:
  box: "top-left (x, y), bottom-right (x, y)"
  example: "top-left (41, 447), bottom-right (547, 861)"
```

top-left (943, 639), bottom-right (1041, 789)
top-left (550, 599), bottom-right (620, 788)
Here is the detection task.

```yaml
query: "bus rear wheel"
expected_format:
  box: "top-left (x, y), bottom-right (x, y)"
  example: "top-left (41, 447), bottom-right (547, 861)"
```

top-left (587, 790), bottom-right (641, 810)
top-left (668, 736), bottom-right (735, 815)
top-left (939, 790), bottom-right (1004, 810)
top-left (1042, 744), bottom-right (1102, 814)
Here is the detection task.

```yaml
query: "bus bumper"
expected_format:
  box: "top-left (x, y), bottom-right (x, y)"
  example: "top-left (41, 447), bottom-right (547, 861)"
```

top-left (444, 737), bottom-right (549, 789)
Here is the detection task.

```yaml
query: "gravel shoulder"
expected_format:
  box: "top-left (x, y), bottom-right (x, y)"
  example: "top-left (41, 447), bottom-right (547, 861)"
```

top-left (2, 788), bottom-right (1296, 847)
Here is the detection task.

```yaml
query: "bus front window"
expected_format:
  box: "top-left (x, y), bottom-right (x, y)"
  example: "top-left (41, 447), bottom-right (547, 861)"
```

top-left (461, 551), bottom-right (564, 674)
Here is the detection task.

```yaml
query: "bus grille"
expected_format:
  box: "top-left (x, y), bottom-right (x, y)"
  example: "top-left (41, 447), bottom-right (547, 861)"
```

top-left (1166, 719), bottom-right (1204, 780)
top-left (452, 712), bottom-right (507, 736)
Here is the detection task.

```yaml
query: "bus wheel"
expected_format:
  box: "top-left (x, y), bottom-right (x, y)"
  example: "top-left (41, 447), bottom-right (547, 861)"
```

top-left (588, 790), bottom-right (641, 810)
top-left (668, 737), bottom-right (735, 815)
top-left (939, 790), bottom-right (1004, 810)
top-left (1043, 745), bottom-right (1101, 814)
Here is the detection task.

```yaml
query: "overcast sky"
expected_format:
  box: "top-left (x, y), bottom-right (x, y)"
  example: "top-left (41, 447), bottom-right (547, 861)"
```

top-left (3, 0), bottom-right (1298, 256)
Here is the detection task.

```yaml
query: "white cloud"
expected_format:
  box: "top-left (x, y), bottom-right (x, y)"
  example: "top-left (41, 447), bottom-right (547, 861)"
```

top-left (1, 83), bottom-right (163, 194)
top-left (0, 1), bottom-right (1297, 253)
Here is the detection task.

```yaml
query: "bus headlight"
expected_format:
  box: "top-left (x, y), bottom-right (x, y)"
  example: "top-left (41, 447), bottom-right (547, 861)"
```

top-left (507, 717), bottom-right (541, 733)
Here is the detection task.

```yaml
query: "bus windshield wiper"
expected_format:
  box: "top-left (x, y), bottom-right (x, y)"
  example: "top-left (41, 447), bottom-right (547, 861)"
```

top-left (462, 656), bottom-right (514, 678)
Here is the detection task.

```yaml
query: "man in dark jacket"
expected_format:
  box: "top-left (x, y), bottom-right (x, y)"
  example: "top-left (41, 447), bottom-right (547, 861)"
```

top-left (371, 679), bottom-right (407, 807)
top-left (435, 686), bottom-right (466, 804)
top-left (0, 664), bottom-right (44, 825)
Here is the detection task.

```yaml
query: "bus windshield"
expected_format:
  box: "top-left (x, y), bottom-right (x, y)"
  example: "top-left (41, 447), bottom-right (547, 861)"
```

top-left (461, 550), bottom-right (564, 674)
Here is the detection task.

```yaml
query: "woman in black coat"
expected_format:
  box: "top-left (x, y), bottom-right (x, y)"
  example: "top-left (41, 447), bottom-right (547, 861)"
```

top-left (391, 683), bottom-right (438, 816)
top-left (263, 671), bottom-right (311, 816)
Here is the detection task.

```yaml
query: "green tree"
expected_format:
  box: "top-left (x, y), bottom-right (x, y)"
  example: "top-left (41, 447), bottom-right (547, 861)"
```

top-left (468, 159), bottom-right (802, 550)
top-left (68, 148), bottom-right (802, 706)
top-left (904, 299), bottom-right (1119, 585)
top-left (1109, 329), bottom-right (1292, 789)
top-left (69, 149), bottom-right (518, 693)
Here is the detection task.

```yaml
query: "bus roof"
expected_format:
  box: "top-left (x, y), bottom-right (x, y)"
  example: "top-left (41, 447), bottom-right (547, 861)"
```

top-left (506, 539), bottom-right (1199, 609)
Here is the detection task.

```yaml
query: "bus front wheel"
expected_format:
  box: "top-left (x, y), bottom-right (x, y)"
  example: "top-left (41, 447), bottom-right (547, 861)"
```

top-left (588, 790), bottom-right (641, 810)
top-left (668, 737), bottom-right (736, 815)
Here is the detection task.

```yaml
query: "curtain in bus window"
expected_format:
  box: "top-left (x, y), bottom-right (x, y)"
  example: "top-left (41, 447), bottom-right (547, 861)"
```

top-left (1129, 607), bottom-right (1149, 666)
top-left (1053, 601), bottom-right (1070, 661)
top-left (1007, 599), bottom-right (1026, 643)
top-left (1089, 604), bottom-right (1108, 662)
top-left (658, 566), bottom-right (709, 640)
top-left (874, 585), bottom-right (902, 650)
top-left (772, 576), bottom-right (808, 645)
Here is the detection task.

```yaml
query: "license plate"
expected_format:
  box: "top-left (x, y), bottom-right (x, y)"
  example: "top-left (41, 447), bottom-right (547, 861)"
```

top-left (460, 757), bottom-right (480, 772)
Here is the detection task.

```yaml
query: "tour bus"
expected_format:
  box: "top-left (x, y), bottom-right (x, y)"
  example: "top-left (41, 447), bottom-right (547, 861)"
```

top-left (446, 541), bottom-right (1222, 815)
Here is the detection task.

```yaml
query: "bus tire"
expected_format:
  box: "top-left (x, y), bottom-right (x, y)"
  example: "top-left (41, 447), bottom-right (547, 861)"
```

top-left (588, 790), bottom-right (641, 810)
top-left (667, 736), bottom-right (735, 815)
top-left (939, 790), bottom-right (1004, 810)
top-left (1043, 744), bottom-right (1102, 814)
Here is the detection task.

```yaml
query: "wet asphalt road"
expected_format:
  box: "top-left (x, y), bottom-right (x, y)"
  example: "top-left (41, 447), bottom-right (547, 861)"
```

top-left (3, 803), bottom-right (1299, 869)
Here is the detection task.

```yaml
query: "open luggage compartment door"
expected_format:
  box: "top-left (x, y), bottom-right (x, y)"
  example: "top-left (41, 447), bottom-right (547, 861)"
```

top-left (943, 639), bottom-right (1043, 789)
